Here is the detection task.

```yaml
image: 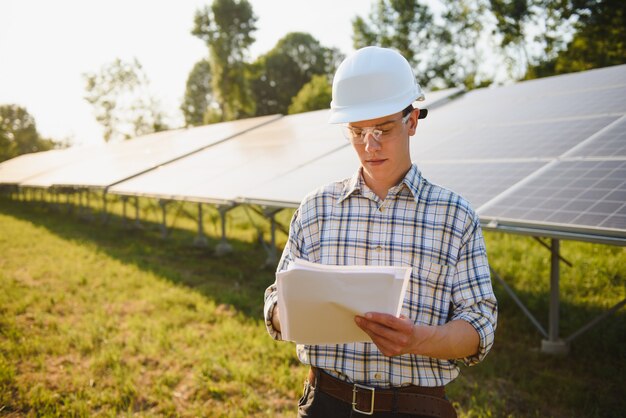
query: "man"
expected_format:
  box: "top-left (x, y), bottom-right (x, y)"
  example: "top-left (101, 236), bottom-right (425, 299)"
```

top-left (264, 46), bottom-right (497, 418)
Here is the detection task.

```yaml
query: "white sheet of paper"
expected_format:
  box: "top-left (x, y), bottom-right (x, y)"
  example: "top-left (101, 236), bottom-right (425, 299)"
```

top-left (276, 259), bottom-right (411, 344)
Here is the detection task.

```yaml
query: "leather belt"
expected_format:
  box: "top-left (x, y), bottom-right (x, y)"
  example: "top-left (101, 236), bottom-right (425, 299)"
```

top-left (308, 367), bottom-right (457, 417)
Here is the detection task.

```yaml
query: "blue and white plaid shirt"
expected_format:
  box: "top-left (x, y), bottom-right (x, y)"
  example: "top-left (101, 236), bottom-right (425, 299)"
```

top-left (264, 164), bottom-right (497, 388)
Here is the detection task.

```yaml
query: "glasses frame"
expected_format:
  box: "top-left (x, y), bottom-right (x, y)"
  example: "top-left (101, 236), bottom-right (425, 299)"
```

top-left (343, 112), bottom-right (412, 145)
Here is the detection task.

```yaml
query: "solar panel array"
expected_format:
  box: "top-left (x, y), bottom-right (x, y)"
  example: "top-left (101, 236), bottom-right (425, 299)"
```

top-left (1, 67), bottom-right (624, 244)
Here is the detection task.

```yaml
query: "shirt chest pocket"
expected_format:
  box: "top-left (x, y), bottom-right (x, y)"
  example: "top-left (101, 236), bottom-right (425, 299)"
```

top-left (401, 259), bottom-right (456, 326)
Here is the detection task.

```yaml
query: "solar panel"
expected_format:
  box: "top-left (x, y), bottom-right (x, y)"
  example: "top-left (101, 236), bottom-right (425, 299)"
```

top-left (19, 115), bottom-right (280, 189)
top-left (0, 146), bottom-right (97, 185)
top-left (417, 160), bottom-right (549, 209)
top-left (567, 115), bottom-right (626, 158)
top-left (240, 146), bottom-right (359, 207)
top-left (480, 159), bottom-right (626, 234)
top-left (415, 66), bottom-right (626, 129)
top-left (412, 116), bottom-right (617, 160)
top-left (501, 63), bottom-right (626, 94)
top-left (109, 110), bottom-right (350, 204)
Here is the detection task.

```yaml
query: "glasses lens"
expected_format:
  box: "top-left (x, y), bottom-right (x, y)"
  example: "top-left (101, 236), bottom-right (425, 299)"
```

top-left (343, 126), bottom-right (383, 144)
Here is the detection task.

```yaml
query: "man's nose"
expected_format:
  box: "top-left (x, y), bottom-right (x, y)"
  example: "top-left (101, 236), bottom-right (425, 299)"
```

top-left (363, 132), bottom-right (381, 152)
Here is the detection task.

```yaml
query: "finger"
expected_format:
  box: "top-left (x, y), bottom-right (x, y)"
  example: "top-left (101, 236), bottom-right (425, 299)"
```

top-left (357, 322), bottom-right (398, 352)
top-left (368, 333), bottom-right (405, 357)
top-left (357, 317), bottom-right (411, 347)
top-left (364, 312), bottom-right (413, 333)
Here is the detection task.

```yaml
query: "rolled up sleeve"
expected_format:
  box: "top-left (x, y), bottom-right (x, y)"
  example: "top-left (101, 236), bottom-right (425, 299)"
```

top-left (450, 217), bottom-right (498, 366)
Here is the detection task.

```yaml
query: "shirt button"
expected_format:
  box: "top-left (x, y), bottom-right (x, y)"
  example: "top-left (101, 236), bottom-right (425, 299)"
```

top-left (375, 246), bottom-right (382, 253)
top-left (374, 373), bottom-right (382, 380)
top-left (378, 206), bottom-right (384, 212)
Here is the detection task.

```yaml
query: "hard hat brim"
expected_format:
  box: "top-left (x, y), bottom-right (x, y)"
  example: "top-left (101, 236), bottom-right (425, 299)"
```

top-left (328, 93), bottom-right (425, 124)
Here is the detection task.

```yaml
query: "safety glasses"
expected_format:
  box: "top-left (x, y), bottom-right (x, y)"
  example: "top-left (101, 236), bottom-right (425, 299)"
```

top-left (342, 112), bottom-right (412, 145)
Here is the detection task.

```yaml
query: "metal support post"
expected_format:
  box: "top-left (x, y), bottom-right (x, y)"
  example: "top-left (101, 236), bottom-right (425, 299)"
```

top-left (193, 203), bottom-right (209, 247)
top-left (121, 196), bottom-right (128, 227)
top-left (215, 205), bottom-right (235, 255)
top-left (159, 199), bottom-right (168, 239)
top-left (77, 190), bottom-right (83, 216)
top-left (541, 239), bottom-right (569, 354)
top-left (263, 207), bottom-right (283, 267)
top-left (134, 196), bottom-right (142, 229)
top-left (83, 191), bottom-right (94, 221)
top-left (101, 191), bottom-right (109, 223)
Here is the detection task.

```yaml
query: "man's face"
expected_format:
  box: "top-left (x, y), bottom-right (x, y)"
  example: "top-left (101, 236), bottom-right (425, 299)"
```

top-left (348, 109), bottom-right (418, 188)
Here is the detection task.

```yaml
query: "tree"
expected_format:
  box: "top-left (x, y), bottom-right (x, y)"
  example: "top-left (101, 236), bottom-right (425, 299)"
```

top-left (249, 32), bottom-right (343, 116)
top-left (181, 59), bottom-right (217, 127)
top-left (352, 0), bottom-right (456, 89)
top-left (0, 105), bottom-right (57, 163)
top-left (526, 0), bottom-right (626, 78)
top-left (487, 0), bottom-right (582, 79)
top-left (83, 58), bottom-right (168, 142)
top-left (288, 74), bottom-right (333, 115)
top-left (439, 0), bottom-right (495, 89)
top-left (191, 0), bottom-right (257, 121)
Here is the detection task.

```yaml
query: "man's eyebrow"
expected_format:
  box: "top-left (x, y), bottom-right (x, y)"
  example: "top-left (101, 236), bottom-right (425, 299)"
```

top-left (349, 118), bottom-right (397, 129)
top-left (375, 120), bottom-right (397, 128)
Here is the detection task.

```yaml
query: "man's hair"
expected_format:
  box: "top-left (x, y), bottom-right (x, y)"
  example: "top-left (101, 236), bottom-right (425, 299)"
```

top-left (402, 104), bottom-right (414, 117)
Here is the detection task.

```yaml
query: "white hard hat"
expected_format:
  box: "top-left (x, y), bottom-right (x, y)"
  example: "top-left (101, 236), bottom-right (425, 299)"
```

top-left (329, 46), bottom-right (425, 124)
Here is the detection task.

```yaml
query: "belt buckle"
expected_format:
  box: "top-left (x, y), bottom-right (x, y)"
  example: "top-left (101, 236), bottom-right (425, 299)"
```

top-left (352, 383), bottom-right (375, 415)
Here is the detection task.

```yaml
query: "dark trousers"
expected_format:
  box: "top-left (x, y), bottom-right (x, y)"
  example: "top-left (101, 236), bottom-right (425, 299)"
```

top-left (297, 380), bottom-right (449, 418)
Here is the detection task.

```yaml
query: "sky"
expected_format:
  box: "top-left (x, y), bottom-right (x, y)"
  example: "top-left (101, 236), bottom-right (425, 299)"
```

top-left (0, 0), bottom-right (373, 146)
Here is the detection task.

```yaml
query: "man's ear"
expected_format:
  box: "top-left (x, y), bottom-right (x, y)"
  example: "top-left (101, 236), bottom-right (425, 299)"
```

top-left (408, 109), bottom-right (419, 135)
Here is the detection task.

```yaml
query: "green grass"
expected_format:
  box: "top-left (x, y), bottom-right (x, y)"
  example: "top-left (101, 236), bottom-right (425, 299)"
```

top-left (0, 195), bottom-right (624, 417)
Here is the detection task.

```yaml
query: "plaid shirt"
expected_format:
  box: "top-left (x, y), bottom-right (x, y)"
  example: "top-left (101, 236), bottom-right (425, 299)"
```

top-left (264, 164), bottom-right (497, 388)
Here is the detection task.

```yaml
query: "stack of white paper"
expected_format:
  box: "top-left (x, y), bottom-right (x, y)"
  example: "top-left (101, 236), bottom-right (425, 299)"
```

top-left (276, 259), bottom-right (411, 344)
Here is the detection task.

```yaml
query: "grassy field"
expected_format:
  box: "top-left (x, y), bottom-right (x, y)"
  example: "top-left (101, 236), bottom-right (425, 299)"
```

top-left (0, 195), bottom-right (624, 417)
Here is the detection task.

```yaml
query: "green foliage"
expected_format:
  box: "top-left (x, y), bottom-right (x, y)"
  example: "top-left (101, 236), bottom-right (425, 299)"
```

top-left (0, 105), bottom-right (58, 163)
top-left (352, 0), bottom-right (624, 87)
top-left (352, 0), bottom-right (457, 89)
top-left (440, 0), bottom-right (494, 89)
top-left (488, 0), bottom-right (626, 79)
top-left (526, 0), bottom-right (626, 78)
top-left (288, 74), bottom-right (332, 115)
top-left (181, 59), bottom-right (215, 127)
top-left (249, 32), bottom-right (343, 116)
top-left (192, 0), bottom-right (257, 121)
top-left (83, 58), bottom-right (169, 142)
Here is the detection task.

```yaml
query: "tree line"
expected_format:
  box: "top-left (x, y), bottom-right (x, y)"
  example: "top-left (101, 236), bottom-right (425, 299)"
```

top-left (1, 0), bottom-right (624, 162)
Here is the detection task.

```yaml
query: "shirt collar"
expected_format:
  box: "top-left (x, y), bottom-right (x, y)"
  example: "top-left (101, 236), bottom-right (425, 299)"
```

top-left (401, 163), bottom-right (424, 202)
top-left (338, 167), bottom-right (363, 203)
top-left (338, 164), bottom-right (424, 203)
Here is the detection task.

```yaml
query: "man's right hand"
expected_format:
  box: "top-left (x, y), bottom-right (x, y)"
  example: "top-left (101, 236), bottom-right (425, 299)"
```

top-left (271, 304), bottom-right (281, 332)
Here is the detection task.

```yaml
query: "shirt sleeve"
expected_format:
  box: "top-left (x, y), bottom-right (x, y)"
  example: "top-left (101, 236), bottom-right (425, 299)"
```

top-left (263, 207), bottom-right (306, 340)
top-left (450, 214), bottom-right (498, 366)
